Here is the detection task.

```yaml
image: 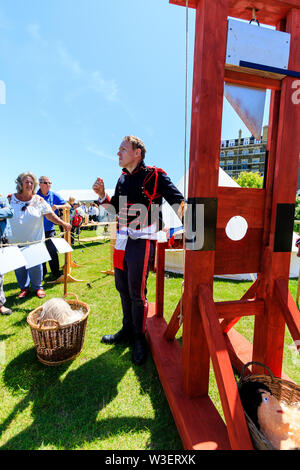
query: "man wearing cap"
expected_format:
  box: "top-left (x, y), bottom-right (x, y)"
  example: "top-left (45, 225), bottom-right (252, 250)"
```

top-left (38, 176), bottom-right (70, 279)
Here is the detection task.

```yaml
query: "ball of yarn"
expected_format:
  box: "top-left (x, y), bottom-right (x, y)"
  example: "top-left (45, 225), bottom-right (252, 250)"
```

top-left (37, 298), bottom-right (83, 326)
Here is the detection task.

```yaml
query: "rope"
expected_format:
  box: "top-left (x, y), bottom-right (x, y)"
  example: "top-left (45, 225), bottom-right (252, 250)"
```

top-left (0, 227), bottom-right (112, 269)
top-left (249, 8), bottom-right (260, 26)
top-left (183, 0), bottom-right (188, 216)
top-left (0, 231), bottom-right (69, 248)
top-left (75, 238), bottom-right (111, 262)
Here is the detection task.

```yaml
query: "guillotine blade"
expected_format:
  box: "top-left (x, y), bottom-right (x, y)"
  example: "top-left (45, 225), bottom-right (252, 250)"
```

top-left (224, 83), bottom-right (266, 140)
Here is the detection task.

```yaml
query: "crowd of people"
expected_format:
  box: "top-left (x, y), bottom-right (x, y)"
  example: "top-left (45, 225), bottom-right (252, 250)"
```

top-left (1, 134), bottom-right (184, 368)
top-left (67, 199), bottom-right (106, 246)
top-left (0, 172), bottom-right (107, 315)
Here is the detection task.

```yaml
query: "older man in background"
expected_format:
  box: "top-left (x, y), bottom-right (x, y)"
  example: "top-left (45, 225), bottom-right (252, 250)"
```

top-left (37, 176), bottom-right (70, 279)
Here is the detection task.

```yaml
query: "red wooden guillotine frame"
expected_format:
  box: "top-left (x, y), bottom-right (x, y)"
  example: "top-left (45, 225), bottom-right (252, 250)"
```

top-left (146, 0), bottom-right (300, 450)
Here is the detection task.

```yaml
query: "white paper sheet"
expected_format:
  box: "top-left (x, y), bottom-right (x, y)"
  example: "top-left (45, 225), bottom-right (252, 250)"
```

top-left (0, 246), bottom-right (27, 275)
top-left (50, 237), bottom-right (73, 254)
top-left (21, 242), bottom-right (51, 269)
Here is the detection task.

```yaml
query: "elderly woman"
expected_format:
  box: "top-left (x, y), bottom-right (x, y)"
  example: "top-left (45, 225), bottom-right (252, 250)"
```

top-left (0, 195), bottom-right (14, 314)
top-left (9, 172), bottom-right (71, 299)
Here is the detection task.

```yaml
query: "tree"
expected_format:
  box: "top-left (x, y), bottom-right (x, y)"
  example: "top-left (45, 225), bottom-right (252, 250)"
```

top-left (233, 171), bottom-right (263, 188)
top-left (294, 196), bottom-right (300, 233)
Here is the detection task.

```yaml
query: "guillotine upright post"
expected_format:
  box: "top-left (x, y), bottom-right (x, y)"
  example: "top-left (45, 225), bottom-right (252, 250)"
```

top-left (181, 0), bottom-right (230, 397)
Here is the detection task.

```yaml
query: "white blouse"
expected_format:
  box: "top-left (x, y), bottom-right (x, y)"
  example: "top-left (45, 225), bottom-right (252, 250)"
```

top-left (9, 194), bottom-right (52, 245)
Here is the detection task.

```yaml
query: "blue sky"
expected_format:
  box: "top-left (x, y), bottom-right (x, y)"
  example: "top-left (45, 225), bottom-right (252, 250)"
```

top-left (0, 1), bottom-right (269, 197)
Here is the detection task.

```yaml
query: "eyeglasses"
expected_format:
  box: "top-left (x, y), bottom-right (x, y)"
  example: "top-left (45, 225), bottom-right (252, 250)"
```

top-left (40, 181), bottom-right (52, 185)
top-left (21, 203), bottom-right (29, 212)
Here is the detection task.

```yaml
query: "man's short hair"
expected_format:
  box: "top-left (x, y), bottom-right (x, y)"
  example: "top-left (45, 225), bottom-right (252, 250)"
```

top-left (39, 176), bottom-right (52, 184)
top-left (123, 135), bottom-right (146, 160)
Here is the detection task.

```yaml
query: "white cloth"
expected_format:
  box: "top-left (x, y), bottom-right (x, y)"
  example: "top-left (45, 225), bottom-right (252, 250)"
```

top-left (88, 206), bottom-right (99, 216)
top-left (77, 207), bottom-right (86, 218)
top-left (80, 204), bottom-right (88, 214)
top-left (9, 194), bottom-right (52, 245)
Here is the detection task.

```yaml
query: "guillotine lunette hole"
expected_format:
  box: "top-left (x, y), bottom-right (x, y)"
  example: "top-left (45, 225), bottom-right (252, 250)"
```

top-left (225, 215), bottom-right (248, 241)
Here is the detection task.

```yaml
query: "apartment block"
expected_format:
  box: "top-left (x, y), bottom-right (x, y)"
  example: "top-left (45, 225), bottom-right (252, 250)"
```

top-left (220, 125), bottom-right (268, 179)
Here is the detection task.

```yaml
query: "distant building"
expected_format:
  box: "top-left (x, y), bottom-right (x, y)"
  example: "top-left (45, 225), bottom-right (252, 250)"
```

top-left (220, 125), bottom-right (268, 179)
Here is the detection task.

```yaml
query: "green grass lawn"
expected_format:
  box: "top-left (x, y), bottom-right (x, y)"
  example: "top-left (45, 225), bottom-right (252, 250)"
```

top-left (0, 231), bottom-right (299, 450)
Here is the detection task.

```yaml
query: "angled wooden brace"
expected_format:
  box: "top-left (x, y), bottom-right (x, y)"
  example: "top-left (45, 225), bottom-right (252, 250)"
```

top-left (164, 293), bottom-right (264, 341)
top-left (164, 296), bottom-right (183, 341)
top-left (198, 284), bottom-right (253, 450)
top-left (275, 278), bottom-right (300, 347)
top-left (220, 278), bottom-right (260, 333)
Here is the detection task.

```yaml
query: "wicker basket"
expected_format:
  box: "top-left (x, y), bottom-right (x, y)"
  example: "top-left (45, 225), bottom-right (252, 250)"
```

top-left (238, 361), bottom-right (300, 450)
top-left (27, 293), bottom-right (90, 366)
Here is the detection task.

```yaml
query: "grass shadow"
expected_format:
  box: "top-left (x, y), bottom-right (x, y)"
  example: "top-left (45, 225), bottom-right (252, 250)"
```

top-left (11, 315), bottom-right (32, 328)
top-left (132, 356), bottom-right (183, 450)
top-left (1, 281), bottom-right (19, 291)
top-left (0, 333), bottom-right (15, 341)
top-left (1, 343), bottom-right (178, 450)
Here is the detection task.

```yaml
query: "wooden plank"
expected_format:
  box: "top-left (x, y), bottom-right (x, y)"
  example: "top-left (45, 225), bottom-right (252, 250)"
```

top-left (253, 60), bottom-right (283, 372)
top-left (146, 303), bottom-right (231, 450)
top-left (181, 0), bottom-right (229, 398)
top-left (216, 298), bottom-right (264, 319)
top-left (198, 285), bottom-right (253, 450)
top-left (221, 278), bottom-right (260, 333)
top-left (225, 66), bottom-right (282, 89)
top-left (253, 10), bottom-right (300, 377)
top-left (215, 228), bottom-right (263, 274)
top-left (275, 278), bottom-right (300, 344)
top-left (253, 255), bottom-right (290, 376)
top-left (224, 327), bottom-right (296, 383)
top-left (215, 188), bottom-right (265, 275)
top-left (81, 222), bottom-right (109, 227)
top-left (182, 251), bottom-right (211, 397)
top-left (164, 297), bottom-right (182, 341)
top-left (217, 188), bottom-right (265, 229)
top-left (170, 0), bottom-right (300, 26)
top-left (79, 236), bottom-right (108, 242)
top-left (169, 0), bottom-right (197, 9)
top-left (228, 0), bottom-right (300, 26)
top-left (164, 297), bottom-right (264, 341)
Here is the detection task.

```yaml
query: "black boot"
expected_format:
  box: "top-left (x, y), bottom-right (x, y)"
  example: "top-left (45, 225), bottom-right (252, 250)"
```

top-left (132, 335), bottom-right (148, 366)
top-left (101, 328), bottom-right (133, 345)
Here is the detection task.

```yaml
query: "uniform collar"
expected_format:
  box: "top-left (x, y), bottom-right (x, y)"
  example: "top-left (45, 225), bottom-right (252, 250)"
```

top-left (122, 160), bottom-right (146, 175)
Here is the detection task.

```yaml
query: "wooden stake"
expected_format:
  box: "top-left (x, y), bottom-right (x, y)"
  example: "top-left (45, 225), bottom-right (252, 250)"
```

top-left (198, 284), bottom-right (253, 450)
top-left (47, 207), bottom-right (85, 295)
top-left (101, 221), bottom-right (116, 275)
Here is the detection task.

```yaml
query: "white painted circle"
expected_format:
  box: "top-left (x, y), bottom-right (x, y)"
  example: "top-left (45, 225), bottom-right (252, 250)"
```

top-left (225, 216), bottom-right (248, 241)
